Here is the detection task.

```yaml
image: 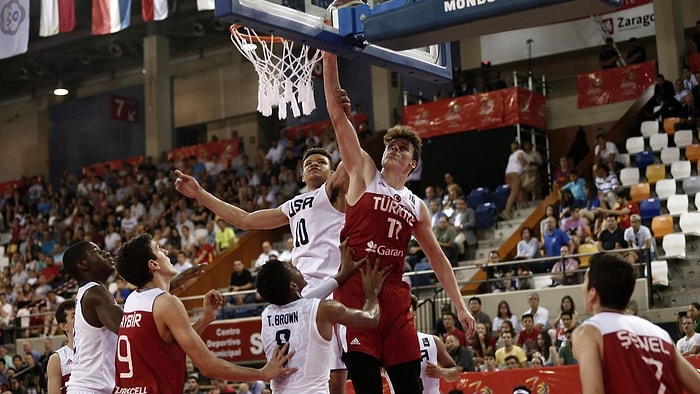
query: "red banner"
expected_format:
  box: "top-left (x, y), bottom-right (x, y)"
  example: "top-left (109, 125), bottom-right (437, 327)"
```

top-left (689, 53), bottom-right (700, 74)
top-left (284, 113), bottom-right (369, 139)
top-left (80, 138), bottom-right (241, 176)
top-left (82, 156), bottom-right (144, 177)
top-left (577, 61), bottom-right (656, 108)
top-left (200, 318), bottom-right (264, 363)
top-left (402, 88), bottom-right (547, 139)
top-left (110, 95), bottom-right (138, 124)
top-left (167, 138), bottom-right (240, 169)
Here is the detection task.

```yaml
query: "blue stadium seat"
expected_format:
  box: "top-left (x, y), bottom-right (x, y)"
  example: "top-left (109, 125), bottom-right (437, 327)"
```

top-left (639, 198), bottom-right (661, 221)
top-left (413, 261), bottom-right (433, 287)
top-left (491, 185), bottom-right (510, 211)
top-left (635, 151), bottom-right (654, 171)
top-left (475, 202), bottom-right (496, 229)
top-left (467, 187), bottom-right (490, 208)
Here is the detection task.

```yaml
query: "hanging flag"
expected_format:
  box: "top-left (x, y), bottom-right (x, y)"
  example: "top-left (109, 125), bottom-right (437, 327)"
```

top-left (142, 0), bottom-right (167, 22)
top-left (196, 0), bottom-right (215, 11)
top-left (0, 0), bottom-right (30, 60)
top-left (39, 0), bottom-right (76, 37)
top-left (92, 0), bottom-right (131, 35)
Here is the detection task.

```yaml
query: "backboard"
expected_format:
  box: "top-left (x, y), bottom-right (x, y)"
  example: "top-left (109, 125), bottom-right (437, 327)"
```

top-left (363, 0), bottom-right (624, 50)
top-left (214, 0), bottom-right (453, 83)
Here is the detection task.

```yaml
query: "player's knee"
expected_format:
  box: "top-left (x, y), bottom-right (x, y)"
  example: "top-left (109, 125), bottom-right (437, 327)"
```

top-left (386, 359), bottom-right (422, 394)
top-left (343, 352), bottom-right (382, 394)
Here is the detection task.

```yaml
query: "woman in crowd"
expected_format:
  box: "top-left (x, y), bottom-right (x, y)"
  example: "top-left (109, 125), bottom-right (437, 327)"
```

top-left (533, 332), bottom-right (558, 367)
top-left (492, 301), bottom-right (519, 339)
top-left (495, 320), bottom-right (516, 350)
top-left (502, 141), bottom-right (526, 220)
top-left (515, 227), bottom-right (540, 259)
top-left (470, 322), bottom-right (496, 367)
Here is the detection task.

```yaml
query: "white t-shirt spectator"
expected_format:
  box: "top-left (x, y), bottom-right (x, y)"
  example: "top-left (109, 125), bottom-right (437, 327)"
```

top-left (677, 332), bottom-right (700, 354)
top-left (594, 141), bottom-right (621, 164)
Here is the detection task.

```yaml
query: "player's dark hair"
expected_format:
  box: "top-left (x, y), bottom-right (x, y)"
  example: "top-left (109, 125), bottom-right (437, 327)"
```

top-left (116, 234), bottom-right (156, 288)
top-left (256, 260), bottom-right (292, 306)
top-left (55, 299), bottom-right (76, 325)
top-left (302, 148), bottom-right (333, 167)
top-left (63, 241), bottom-right (91, 280)
top-left (588, 252), bottom-right (635, 310)
top-left (384, 125), bottom-right (422, 160)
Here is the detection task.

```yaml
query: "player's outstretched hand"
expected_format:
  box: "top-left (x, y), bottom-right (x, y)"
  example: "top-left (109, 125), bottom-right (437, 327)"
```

top-left (336, 238), bottom-right (367, 285)
top-left (174, 169), bottom-right (201, 198)
top-left (457, 308), bottom-right (476, 339)
top-left (202, 289), bottom-right (224, 321)
top-left (360, 257), bottom-right (391, 299)
top-left (170, 262), bottom-right (208, 295)
top-left (261, 343), bottom-right (298, 380)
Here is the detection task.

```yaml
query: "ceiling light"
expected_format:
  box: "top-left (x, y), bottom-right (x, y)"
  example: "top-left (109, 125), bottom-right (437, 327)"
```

top-left (53, 81), bottom-right (68, 96)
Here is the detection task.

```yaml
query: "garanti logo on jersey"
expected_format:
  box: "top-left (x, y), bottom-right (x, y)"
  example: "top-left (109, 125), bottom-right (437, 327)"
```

top-left (365, 241), bottom-right (405, 257)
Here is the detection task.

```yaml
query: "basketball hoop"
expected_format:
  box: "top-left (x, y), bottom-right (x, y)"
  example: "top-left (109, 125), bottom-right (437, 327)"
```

top-left (230, 24), bottom-right (323, 120)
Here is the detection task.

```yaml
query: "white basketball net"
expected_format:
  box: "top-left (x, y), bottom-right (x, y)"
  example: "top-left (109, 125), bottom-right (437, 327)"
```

top-left (230, 25), bottom-right (323, 120)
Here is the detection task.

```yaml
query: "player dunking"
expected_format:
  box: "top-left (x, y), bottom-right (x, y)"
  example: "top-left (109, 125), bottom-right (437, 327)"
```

top-left (175, 147), bottom-right (351, 393)
top-left (46, 300), bottom-right (75, 394)
top-left (573, 253), bottom-right (700, 393)
top-left (323, 52), bottom-right (475, 394)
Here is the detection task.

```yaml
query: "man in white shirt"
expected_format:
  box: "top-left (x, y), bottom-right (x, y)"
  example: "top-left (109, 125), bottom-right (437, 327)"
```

top-left (524, 292), bottom-right (549, 331)
top-left (677, 316), bottom-right (700, 356)
top-left (254, 241), bottom-right (279, 269)
top-left (623, 214), bottom-right (655, 263)
top-left (593, 131), bottom-right (624, 172)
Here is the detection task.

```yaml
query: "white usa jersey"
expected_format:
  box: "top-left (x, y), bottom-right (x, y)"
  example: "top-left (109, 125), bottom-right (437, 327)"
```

top-left (387, 332), bottom-right (439, 394)
top-left (281, 184), bottom-right (345, 296)
top-left (261, 298), bottom-right (331, 394)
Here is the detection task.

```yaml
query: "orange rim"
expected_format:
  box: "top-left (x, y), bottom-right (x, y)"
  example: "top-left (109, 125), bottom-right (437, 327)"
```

top-left (230, 24), bottom-right (287, 43)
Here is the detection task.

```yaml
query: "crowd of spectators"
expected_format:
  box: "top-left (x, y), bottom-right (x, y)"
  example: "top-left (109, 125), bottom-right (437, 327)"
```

top-left (0, 125), bottom-right (343, 392)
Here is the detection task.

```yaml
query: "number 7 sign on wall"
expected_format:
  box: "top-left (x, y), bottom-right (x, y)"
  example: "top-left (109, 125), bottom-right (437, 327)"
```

top-left (110, 95), bottom-right (139, 124)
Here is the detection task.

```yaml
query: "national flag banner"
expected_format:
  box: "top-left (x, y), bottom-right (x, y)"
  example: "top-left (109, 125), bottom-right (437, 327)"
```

top-left (0, 0), bottom-right (30, 60)
top-left (92, 0), bottom-right (130, 35)
top-left (142, 0), bottom-right (167, 22)
top-left (196, 0), bottom-right (215, 11)
top-left (39, 0), bottom-right (76, 37)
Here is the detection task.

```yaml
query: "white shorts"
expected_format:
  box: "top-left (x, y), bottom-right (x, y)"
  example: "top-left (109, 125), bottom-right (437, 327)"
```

top-left (331, 324), bottom-right (347, 371)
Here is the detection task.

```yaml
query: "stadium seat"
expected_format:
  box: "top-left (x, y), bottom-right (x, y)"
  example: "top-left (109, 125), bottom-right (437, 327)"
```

top-left (645, 164), bottom-right (666, 184)
top-left (618, 153), bottom-right (631, 168)
top-left (626, 136), bottom-right (645, 154)
top-left (674, 129), bottom-right (694, 148)
top-left (667, 194), bottom-right (689, 216)
top-left (680, 212), bottom-right (700, 236)
top-left (475, 202), bottom-right (496, 229)
top-left (650, 215), bottom-right (674, 239)
top-left (577, 243), bottom-right (599, 268)
top-left (671, 160), bottom-right (692, 180)
top-left (635, 150), bottom-right (654, 171)
top-left (685, 144), bottom-right (700, 162)
top-left (650, 260), bottom-right (669, 287)
top-left (640, 120), bottom-right (659, 138)
top-left (490, 185), bottom-right (509, 211)
top-left (413, 261), bottom-right (433, 287)
top-left (620, 168), bottom-right (640, 187)
top-left (655, 179), bottom-right (676, 199)
top-left (663, 117), bottom-right (680, 135)
top-left (682, 177), bottom-right (700, 195)
top-left (695, 193), bottom-right (700, 211)
top-left (629, 183), bottom-right (650, 202)
top-left (661, 233), bottom-right (686, 258)
top-left (649, 133), bottom-right (668, 152)
top-left (660, 147), bottom-right (680, 165)
top-left (467, 187), bottom-right (490, 208)
top-left (639, 198), bottom-right (661, 221)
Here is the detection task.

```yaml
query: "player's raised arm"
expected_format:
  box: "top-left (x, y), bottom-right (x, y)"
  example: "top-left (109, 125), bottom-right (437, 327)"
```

top-left (175, 169), bottom-right (288, 230)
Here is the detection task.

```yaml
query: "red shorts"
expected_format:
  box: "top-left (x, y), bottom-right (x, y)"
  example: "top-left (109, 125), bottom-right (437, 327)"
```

top-left (335, 274), bottom-right (420, 367)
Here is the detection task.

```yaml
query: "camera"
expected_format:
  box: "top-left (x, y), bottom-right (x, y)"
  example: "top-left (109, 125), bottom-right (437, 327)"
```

top-left (678, 311), bottom-right (687, 317)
